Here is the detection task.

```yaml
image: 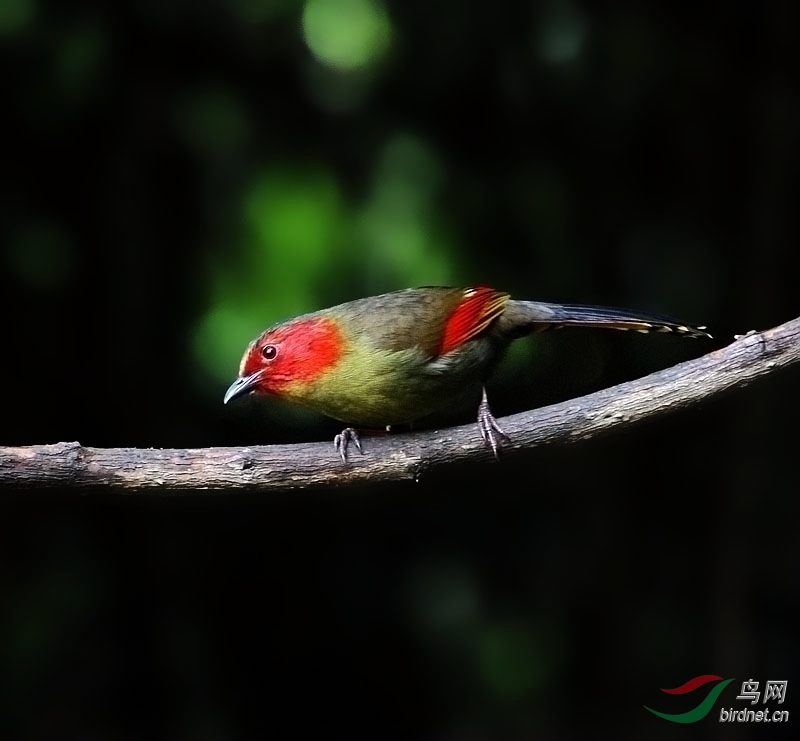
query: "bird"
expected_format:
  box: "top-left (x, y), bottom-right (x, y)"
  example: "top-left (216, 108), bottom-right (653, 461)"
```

top-left (223, 286), bottom-right (711, 461)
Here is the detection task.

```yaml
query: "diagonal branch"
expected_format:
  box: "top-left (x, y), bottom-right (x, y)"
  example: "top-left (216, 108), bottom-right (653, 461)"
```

top-left (2, 318), bottom-right (799, 494)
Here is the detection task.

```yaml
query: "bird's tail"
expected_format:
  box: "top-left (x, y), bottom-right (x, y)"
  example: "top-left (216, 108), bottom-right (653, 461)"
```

top-left (503, 300), bottom-right (711, 338)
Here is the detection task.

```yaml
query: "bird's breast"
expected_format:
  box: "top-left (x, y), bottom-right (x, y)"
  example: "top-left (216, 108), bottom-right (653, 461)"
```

top-left (278, 335), bottom-right (503, 426)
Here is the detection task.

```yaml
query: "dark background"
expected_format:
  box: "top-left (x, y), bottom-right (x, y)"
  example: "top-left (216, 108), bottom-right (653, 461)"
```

top-left (1, 0), bottom-right (798, 738)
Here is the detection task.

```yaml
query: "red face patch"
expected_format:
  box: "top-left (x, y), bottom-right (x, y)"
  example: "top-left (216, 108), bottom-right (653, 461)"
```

top-left (242, 315), bottom-right (344, 394)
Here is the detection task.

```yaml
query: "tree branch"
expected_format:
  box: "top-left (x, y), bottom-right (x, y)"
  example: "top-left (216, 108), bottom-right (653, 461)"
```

top-left (2, 318), bottom-right (799, 494)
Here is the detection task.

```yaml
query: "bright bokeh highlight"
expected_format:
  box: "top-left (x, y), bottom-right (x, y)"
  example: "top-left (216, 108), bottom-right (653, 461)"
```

top-left (302, 0), bottom-right (391, 71)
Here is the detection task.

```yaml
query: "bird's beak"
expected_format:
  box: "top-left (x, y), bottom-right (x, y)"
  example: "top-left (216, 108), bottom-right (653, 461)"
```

top-left (223, 371), bottom-right (264, 404)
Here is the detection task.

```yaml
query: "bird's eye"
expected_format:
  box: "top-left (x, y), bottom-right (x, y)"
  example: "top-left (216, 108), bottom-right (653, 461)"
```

top-left (261, 344), bottom-right (278, 360)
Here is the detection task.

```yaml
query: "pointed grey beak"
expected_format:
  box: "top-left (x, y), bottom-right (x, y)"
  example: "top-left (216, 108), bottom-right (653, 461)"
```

top-left (223, 371), bottom-right (263, 404)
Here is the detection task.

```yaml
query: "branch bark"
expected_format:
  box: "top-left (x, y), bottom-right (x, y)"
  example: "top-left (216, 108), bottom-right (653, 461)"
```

top-left (2, 318), bottom-right (799, 494)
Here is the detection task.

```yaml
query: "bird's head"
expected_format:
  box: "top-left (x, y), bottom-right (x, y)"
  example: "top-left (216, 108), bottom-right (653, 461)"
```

top-left (223, 316), bottom-right (344, 404)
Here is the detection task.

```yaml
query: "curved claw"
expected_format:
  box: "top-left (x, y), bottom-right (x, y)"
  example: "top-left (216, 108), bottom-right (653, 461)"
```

top-left (477, 387), bottom-right (510, 459)
top-left (334, 427), bottom-right (363, 463)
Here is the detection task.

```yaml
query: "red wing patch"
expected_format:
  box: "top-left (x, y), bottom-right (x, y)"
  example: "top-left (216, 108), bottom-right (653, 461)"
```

top-left (439, 286), bottom-right (509, 355)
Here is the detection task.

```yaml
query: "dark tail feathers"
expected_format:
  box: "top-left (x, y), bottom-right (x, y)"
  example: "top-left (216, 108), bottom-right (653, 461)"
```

top-left (511, 301), bottom-right (712, 339)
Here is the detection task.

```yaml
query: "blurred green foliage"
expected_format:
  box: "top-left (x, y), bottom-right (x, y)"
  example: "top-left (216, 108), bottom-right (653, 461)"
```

top-left (0, 0), bottom-right (36, 36)
top-left (195, 131), bottom-right (458, 384)
top-left (303, 0), bottom-right (392, 71)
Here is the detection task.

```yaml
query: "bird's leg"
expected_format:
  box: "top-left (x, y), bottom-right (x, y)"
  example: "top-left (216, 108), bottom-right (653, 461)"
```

top-left (477, 386), bottom-right (510, 459)
top-left (334, 427), bottom-right (363, 463)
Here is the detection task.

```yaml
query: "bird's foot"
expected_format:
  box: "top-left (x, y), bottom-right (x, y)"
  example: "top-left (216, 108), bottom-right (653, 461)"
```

top-left (477, 387), bottom-right (510, 459)
top-left (334, 427), bottom-right (363, 463)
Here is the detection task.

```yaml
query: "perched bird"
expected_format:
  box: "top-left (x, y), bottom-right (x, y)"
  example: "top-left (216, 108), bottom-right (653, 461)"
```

top-left (224, 286), bottom-right (710, 461)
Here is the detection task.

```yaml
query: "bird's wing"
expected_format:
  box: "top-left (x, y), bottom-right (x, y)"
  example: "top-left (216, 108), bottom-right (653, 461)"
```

top-left (328, 286), bottom-right (510, 358)
top-left (438, 286), bottom-right (509, 354)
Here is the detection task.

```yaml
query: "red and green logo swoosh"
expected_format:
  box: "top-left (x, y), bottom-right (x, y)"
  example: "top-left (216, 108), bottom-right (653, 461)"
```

top-left (644, 675), bottom-right (736, 723)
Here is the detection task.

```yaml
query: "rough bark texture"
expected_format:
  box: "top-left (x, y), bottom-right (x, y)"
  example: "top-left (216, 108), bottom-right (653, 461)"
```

top-left (1, 318), bottom-right (798, 494)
